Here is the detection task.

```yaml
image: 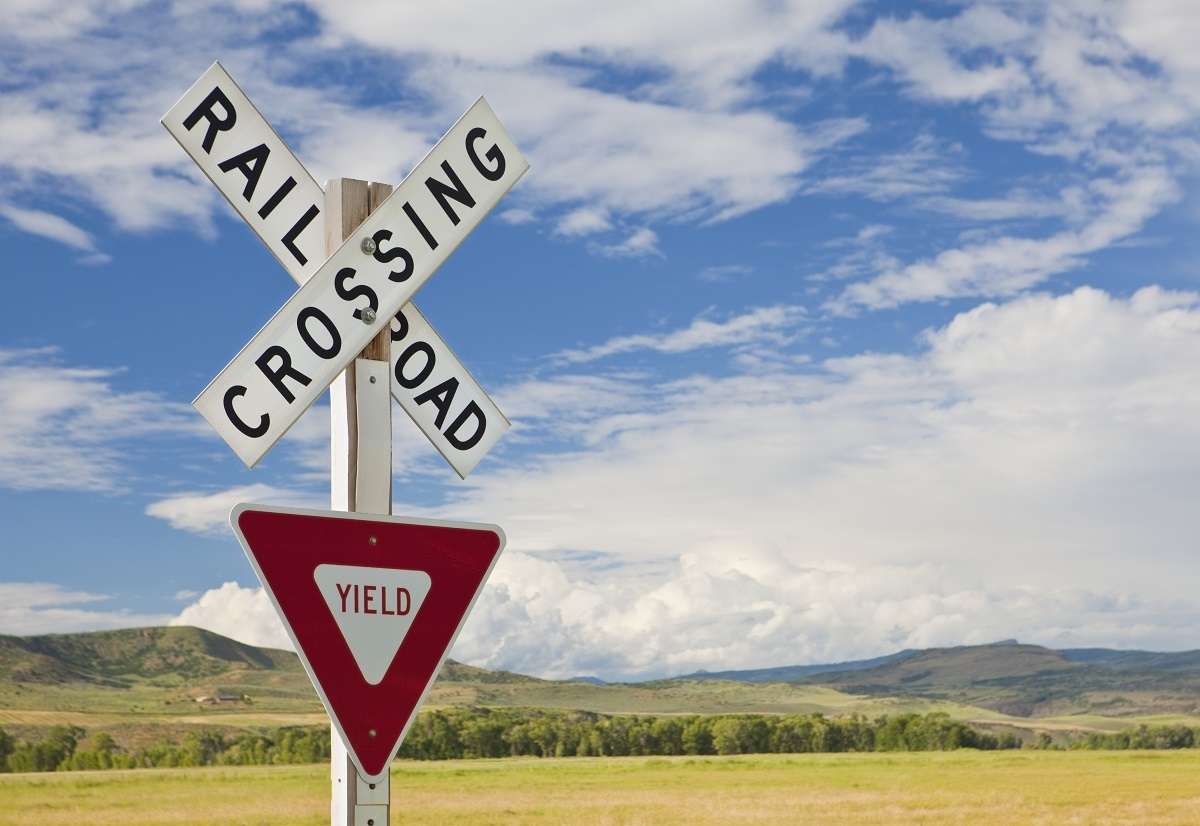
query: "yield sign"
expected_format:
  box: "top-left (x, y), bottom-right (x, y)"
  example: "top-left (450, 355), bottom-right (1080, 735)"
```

top-left (230, 503), bottom-right (504, 780)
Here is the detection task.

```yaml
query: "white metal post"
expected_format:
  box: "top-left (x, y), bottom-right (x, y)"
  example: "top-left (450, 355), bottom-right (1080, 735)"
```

top-left (329, 179), bottom-right (393, 826)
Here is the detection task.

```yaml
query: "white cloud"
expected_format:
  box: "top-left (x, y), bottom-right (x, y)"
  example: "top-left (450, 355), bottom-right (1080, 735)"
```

top-left (159, 285), bottom-right (1200, 676)
top-left (0, 203), bottom-right (109, 262)
top-left (453, 548), bottom-right (1200, 680)
top-left (306, 0), bottom-right (855, 108)
top-left (807, 2), bottom-right (1200, 308)
top-left (432, 286), bottom-right (1200, 613)
top-left (145, 483), bottom-right (319, 536)
top-left (0, 0), bottom-right (863, 253)
top-left (828, 165), bottom-right (1179, 311)
top-left (592, 227), bottom-right (661, 259)
top-left (554, 305), bottom-right (807, 364)
top-left (847, 3), bottom-right (1200, 145)
top-left (169, 544), bottom-right (1200, 681)
top-left (171, 582), bottom-right (291, 650)
top-left (498, 207), bottom-right (537, 225)
top-left (555, 207), bottom-right (611, 237)
top-left (0, 582), bottom-right (171, 636)
top-left (0, 348), bottom-right (197, 492)
top-left (808, 133), bottom-right (964, 202)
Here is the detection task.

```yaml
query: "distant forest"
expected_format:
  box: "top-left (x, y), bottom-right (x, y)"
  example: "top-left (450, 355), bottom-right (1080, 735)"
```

top-left (2, 708), bottom-right (1196, 772)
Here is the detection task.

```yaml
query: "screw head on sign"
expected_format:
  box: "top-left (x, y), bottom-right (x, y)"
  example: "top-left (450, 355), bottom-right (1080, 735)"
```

top-left (369, 728), bottom-right (377, 738)
top-left (360, 307), bottom-right (377, 325)
top-left (368, 536), bottom-right (378, 546)
top-left (360, 236), bottom-right (377, 255)
top-left (369, 375), bottom-right (377, 384)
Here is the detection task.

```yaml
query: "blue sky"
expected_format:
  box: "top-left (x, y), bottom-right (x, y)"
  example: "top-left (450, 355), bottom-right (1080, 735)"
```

top-left (2, 1), bottom-right (1200, 680)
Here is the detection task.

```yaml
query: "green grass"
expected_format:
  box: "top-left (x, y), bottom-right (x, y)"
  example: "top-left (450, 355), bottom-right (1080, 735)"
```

top-left (3, 751), bottom-right (1200, 825)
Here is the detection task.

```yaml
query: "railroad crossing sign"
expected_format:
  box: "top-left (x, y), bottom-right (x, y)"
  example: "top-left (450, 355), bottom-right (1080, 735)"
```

top-left (162, 61), bottom-right (524, 477)
top-left (162, 62), bottom-right (529, 825)
top-left (231, 503), bottom-right (504, 781)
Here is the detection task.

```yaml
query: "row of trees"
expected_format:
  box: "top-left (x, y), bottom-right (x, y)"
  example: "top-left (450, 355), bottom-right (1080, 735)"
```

top-left (9, 711), bottom-right (1200, 772)
top-left (393, 709), bottom-right (1020, 759)
top-left (0, 725), bottom-right (331, 772)
top-left (0, 710), bottom-right (1021, 772)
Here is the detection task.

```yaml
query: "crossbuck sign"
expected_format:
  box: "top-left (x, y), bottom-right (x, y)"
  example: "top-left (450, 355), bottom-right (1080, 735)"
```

top-left (163, 62), bottom-right (526, 476)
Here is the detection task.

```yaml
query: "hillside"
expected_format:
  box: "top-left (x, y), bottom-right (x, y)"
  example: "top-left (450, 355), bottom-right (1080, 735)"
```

top-left (805, 641), bottom-right (1200, 717)
top-left (676, 650), bottom-right (917, 683)
top-left (3, 627), bottom-right (1200, 747)
top-left (0, 627), bottom-right (962, 727)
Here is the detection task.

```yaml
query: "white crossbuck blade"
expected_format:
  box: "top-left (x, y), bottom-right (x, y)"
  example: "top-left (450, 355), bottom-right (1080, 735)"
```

top-left (163, 62), bottom-right (522, 476)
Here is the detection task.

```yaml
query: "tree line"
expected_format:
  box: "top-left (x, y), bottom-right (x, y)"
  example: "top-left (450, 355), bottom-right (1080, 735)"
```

top-left (5, 709), bottom-right (1196, 772)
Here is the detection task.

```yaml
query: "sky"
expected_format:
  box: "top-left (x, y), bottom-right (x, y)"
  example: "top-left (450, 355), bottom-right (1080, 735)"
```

top-left (2, 0), bottom-right (1200, 681)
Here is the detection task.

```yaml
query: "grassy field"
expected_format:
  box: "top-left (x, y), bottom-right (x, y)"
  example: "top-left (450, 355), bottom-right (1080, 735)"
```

top-left (2, 751), bottom-right (1199, 825)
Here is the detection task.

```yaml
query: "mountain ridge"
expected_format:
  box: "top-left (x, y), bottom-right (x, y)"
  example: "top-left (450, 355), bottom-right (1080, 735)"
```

top-left (4, 626), bottom-right (1200, 723)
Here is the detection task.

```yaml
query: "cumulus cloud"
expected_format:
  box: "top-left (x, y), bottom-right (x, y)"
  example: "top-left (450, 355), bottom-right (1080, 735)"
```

top-left (171, 582), bottom-right (291, 650)
top-left (432, 286), bottom-right (1200, 611)
top-left (555, 207), bottom-right (611, 237)
top-left (453, 548), bottom-right (1200, 680)
top-left (170, 545), bottom-right (1199, 681)
top-left (0, 582), bottom-right (171, 636)
top-left (159, 285), bottom-right (1200, 676)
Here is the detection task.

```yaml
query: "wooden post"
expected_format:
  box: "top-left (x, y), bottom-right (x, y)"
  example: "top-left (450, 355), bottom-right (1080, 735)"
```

top-left (328, 178), bottom-right (393, 826)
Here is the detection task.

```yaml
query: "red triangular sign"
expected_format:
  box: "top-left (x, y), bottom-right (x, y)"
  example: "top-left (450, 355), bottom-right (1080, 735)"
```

top-left (230, 503), bottom-right (504, 781)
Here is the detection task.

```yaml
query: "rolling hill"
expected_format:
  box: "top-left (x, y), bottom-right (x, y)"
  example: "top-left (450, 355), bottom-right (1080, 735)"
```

top-left (675, 650), bottom-right (917, 683)
top-left (801, 640), bottom-right (1200, 717)
top-left (3, 627), bottom-right (1200, 747)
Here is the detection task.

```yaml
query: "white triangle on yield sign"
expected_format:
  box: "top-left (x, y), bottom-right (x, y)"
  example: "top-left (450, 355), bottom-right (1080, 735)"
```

top-left (313, 564), bottom-right (432, 685)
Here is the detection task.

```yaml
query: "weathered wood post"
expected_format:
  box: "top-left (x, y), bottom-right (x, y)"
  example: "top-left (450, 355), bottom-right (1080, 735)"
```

top-left (328, 178), bottom-right (394, 826)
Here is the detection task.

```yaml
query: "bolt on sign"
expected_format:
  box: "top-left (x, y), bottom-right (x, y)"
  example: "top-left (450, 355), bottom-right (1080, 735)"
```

top-left (231, 504), bottom-right (505, 781)
top-left (162, 62), bottom-right (521, 478)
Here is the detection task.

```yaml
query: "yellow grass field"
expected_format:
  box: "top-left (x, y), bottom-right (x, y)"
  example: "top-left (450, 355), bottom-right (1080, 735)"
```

top-left (2, 751), bottom-right (1200, 825)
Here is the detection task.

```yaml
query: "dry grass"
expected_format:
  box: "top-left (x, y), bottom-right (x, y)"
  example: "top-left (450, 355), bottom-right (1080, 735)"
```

top-left (2, 751), bottom-right (1199, 825)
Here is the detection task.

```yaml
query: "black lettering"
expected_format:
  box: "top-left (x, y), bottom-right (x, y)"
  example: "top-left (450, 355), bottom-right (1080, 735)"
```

top-left (390, 309), bottom-right (410, 343)
top-left (222, 385), bottom-right (269, 438)
top-left (394, 341), bottom-right (436, 389)
top-left (255, 346), bottom-right (311, 404)
top-left (282, 205), bottom-right (319, 266)
top-left (466, 127), bottom-right (505, 181)
top-left (217, 143), bottom-right (270, 201)
top-left (371, 229), bottom-right (415, 282)
top-left (444, 401), bottom-right (486, 451)
top-left (413, 377), bottom-right (459, 429)
top-left (182, 87), bottom-right (236, 154)
top-left (297, 307), bottom-right (341, 359)
top-left (257, 176), bottom-right (297, 218)
top-left (334, 267), bottom-right (378, 321)
top-left (424, 160), bottom-right (475, 226)
top-left (402, 202), bottom-right (438, 251)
